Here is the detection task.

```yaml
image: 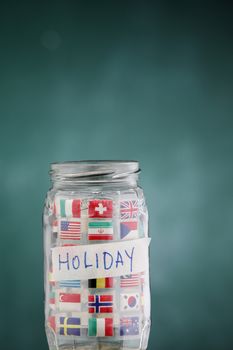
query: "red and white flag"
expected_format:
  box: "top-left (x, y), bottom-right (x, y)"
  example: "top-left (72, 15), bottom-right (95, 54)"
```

top-left (120, 274), bottom-right (140, 288)
top-left (59, 292), bottom-right (81, 311)
top-left (88, 200), bottom-right (113, 218)
top-left (120, 293), bottom-right (140, 311)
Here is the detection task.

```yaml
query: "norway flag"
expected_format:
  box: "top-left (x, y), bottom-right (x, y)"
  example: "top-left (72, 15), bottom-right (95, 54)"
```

top-left (120, 221), bottom-right (138, 240)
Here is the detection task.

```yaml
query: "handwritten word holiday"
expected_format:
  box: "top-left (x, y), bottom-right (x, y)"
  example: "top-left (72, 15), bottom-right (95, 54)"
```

top-left (52, 238), bottom-right (150, 280)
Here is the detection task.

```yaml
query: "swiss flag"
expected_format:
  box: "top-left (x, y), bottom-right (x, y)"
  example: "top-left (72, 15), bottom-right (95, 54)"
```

top-left (88, 200), bottom-right (113, 218)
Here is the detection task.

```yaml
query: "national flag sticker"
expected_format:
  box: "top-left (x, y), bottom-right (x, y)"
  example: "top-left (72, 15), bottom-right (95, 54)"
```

top-left (120, 274), bottom-right (140, 288)
top-left (59, 220), bottom-right (81, 241)
top-left (88, 277), bottom-right (113, 289)
top-left (48, 316), bottom-right (56, 332)
top-left (88, 318), bottom-right (113, 337)
top-left (120, 293), bottom-right (140, 311)
top-left (49, 291), bottom-right (55, 309)
top-left (59, 317), bottom-right (81, 336)
top-left (48, 270), bottom-right (55, 286)
top-left (52, 220), bottom-right (58, 234)
top-left (120, 316), bottom-right (140, 336)
top-left (120, 221), bottom-right (138, 240)
top-left (58, 280), bottom-right (81, 289)
top-left (59, 292), bottom-right (81, 311)
top-left (88, 294), bottom-right (113, 314)
top-left (120, 200), bottom-right (138, 220)
top-left (88, 221), bottom-right (113, 241)
top-left (55, 198), bottom-right (81, 218)
top-left (88, 200), bottom-right (113, 218)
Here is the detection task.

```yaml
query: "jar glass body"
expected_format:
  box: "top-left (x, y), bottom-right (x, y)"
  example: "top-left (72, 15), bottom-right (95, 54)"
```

top-left (43, 161), bottom-right (150, 350)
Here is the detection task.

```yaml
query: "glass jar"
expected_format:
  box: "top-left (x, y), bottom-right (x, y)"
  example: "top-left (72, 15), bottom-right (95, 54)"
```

top-left (43, 161), bottom-right (151, 350)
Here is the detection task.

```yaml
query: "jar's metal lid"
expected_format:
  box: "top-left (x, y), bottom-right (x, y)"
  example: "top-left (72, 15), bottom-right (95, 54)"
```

top-left (50, 160), bottom-right (140, 183)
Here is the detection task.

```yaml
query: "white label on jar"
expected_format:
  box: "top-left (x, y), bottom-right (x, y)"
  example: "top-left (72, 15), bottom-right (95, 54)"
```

top-left (51, 238), bottom-right (151, 281)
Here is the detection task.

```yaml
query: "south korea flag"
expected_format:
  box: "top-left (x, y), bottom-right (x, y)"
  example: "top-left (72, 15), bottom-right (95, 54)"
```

top-left (120, 293), bottom-right (140, 312)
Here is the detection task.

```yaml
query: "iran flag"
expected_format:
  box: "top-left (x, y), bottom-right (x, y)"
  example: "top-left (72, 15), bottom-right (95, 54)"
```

top-left (88, 221), bottom-right (113, 240)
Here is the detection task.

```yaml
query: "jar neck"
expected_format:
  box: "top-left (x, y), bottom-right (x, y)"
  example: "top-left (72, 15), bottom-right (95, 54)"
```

top-left (50, 161), bottom-right (140, 190)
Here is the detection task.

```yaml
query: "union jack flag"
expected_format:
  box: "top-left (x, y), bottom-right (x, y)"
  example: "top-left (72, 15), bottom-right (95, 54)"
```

top-left (120, 200), bottom-right (138, 220)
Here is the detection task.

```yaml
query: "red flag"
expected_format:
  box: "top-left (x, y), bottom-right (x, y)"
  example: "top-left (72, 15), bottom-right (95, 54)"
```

top-left (88, 200), bottom-right (113, 218)
top-left (105, 318), bottom-right (113, 336)
top-left (72, 200), bottom-right (81, 217)
top-left (48, 316), bottom-right (56, 331)
top-left (59, 293), bottom-right (81, 303)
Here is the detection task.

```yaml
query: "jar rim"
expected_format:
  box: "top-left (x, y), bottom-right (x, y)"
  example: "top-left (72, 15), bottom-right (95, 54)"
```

top-left (50, 160), bottom-right (140, 184)
top-left (51, 159), bottom-right (138, 167)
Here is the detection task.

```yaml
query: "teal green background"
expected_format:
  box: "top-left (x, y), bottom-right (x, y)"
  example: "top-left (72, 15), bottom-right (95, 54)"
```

top-left (0, 1), bottom-right (233, 349)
